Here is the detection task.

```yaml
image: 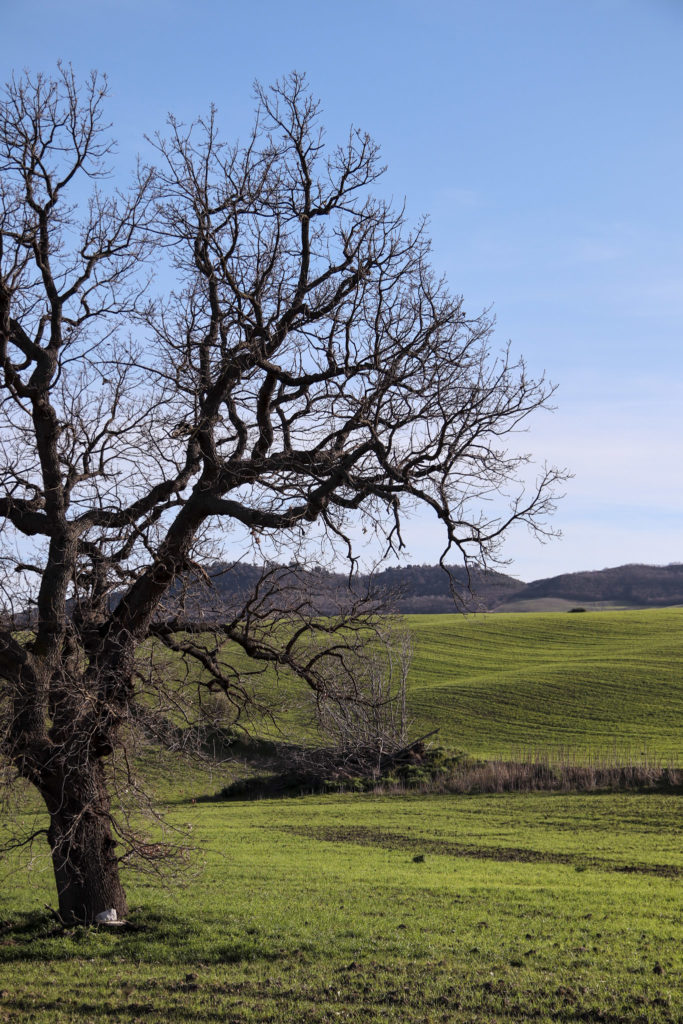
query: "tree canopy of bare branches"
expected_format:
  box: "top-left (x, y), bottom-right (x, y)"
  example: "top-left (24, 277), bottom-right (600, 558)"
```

top-left (0, 66), bottom-right (564, 923)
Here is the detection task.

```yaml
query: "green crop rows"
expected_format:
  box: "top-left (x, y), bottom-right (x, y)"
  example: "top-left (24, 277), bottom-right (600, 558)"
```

top-left (404, 608), bottom-right (683, 762)
top-left (220, 607), bottom-right (683, 764)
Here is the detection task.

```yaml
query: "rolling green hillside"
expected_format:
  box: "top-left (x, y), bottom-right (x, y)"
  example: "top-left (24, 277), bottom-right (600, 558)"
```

top-left (3, 613), bottom-right (681, 1024)
top-left (195, 606), bottom-right (683, 768)
top-left (405, 608), bottom-right (683, 762)
top-left (131, 606), bottom-right (683, 772)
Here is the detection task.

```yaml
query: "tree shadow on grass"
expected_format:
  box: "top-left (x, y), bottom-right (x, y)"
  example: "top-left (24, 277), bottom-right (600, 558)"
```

top-left (0, 909), bottom-right (64, 951)
top-left (0, 907), bottom-right (179, 963)
top-left (0, 907), bottom-right (289, 968)
top-left (0, 993), bottom-right (253, 1023)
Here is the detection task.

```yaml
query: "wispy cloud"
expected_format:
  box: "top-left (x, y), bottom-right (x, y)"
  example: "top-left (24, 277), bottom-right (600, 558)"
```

top-left (437, 186), bottom-right (482, 209)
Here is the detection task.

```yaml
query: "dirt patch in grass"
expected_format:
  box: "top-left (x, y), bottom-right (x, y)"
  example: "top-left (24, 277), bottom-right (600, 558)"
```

top-left (282, 824), bottom-right (682, 878)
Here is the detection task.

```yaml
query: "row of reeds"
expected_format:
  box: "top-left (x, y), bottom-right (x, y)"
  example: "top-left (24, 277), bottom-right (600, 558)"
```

top-left (217, 746), bottom-right (681, 800)
top-left (409, 748), bottom-right (681, 795)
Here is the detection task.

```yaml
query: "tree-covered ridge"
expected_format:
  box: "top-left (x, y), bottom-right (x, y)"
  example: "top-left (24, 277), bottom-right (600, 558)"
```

top-left (197, 560), bottom-right (683, 613)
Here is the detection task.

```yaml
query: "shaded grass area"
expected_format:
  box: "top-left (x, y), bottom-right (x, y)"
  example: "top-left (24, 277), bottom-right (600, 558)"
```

top-left (1, 792), bottom-right (681, 1022)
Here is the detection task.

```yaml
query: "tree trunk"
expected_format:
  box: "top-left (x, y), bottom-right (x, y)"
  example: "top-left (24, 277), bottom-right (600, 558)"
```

top-left (44, 760), bottom-right (128, 925)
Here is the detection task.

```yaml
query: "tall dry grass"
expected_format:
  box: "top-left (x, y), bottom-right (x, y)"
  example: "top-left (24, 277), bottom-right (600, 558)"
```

top-left (422, 748), bottom-right (681, 795)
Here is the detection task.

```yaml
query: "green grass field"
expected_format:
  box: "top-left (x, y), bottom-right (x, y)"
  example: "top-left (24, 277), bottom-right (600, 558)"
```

top-left (245, 607), bottom-right (683, 764)
top-left (1, 608), bottom-right (681, 1022)
top-left (403, 608), bottom-right (683, 761)
top-left (1, 792), bottom-right (681, 1022)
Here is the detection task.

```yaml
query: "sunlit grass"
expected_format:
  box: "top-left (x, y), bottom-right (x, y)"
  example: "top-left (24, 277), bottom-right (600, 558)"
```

top-left (193, 607), bottom-right (683, 764)
top-left (404, 608), bottom-right (683, 761)
top-left (1, 608), bottom-right (681, 1021)
top-left (1, 792), bottom-right (681, 1022)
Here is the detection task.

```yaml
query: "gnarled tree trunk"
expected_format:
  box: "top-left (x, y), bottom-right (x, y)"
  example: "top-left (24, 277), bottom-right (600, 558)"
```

top-left (43, 761), bottom-right (127, 925)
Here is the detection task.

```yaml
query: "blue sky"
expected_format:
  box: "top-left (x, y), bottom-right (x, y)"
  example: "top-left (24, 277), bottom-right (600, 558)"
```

top-left (3, 0), bottom-right (682, 580)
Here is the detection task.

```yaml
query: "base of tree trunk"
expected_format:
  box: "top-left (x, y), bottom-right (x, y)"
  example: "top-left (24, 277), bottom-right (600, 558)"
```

top-left (44, 763), bottom-right (129, 925)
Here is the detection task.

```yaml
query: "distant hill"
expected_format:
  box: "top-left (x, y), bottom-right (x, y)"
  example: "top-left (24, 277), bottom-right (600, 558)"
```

top-left (194, 560), bottom-right (683, 614)
top-left (496, 562), bottom-right (683, 612)
top-left (184, 561), bottom-right (521, 616)
top-left (370, 564), bottom-right (523, 613)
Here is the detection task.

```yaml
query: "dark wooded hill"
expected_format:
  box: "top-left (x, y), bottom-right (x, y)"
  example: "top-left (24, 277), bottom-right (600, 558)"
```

top-left (498, 562), bottom-right (683, 612)
top-left (196, 561), bottom-right (683, 614)
top-left (184, 561), bottom-right (519, 616)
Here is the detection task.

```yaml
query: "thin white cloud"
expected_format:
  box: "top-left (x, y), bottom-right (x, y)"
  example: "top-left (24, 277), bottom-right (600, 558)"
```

top-left (437, 186), bottom-right (482, 209)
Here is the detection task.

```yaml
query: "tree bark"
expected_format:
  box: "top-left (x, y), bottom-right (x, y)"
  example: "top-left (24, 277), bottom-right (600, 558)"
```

top-left (43, 761), bottom-right (128, 925)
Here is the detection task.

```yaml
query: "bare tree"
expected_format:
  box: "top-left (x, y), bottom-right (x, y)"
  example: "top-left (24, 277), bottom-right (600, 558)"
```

top-left (0, 67), bottom-right (564, 923)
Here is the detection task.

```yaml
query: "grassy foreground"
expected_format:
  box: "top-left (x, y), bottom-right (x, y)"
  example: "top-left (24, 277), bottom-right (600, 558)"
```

top-left (1, 790), bottom-right (682, 1023)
